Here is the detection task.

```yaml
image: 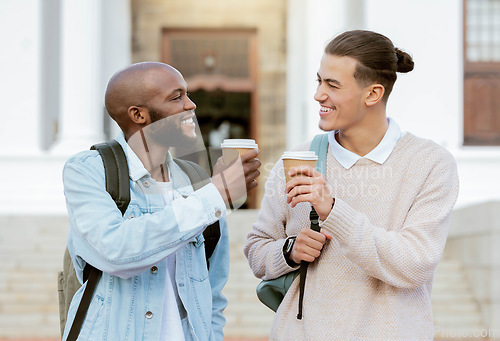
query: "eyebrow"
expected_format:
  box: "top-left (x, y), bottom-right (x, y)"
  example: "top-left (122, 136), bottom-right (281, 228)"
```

top-left (317, 73), bottom-right (342, 87)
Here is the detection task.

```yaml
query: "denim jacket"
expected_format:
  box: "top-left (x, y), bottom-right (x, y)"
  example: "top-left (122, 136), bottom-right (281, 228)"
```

top-left (62, 134), bottom-right (229, 340)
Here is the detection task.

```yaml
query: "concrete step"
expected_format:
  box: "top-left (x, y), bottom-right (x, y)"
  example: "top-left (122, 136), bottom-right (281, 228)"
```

top-left (431, 258), bottom-right (485, 333)
top-left (0, 313), bottom-right (60, 338)
top-left (432, 301), bottom-right (481, 313)
top-left (0, 303), bottom-right (59, 314)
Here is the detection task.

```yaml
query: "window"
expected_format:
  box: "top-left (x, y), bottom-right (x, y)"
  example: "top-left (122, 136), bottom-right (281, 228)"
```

top-left (464, 0), bottom-right (500, 145)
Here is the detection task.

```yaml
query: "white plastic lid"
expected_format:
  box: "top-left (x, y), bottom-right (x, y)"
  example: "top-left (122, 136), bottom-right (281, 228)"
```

top-left (220, 139), bottom-right (258, 148)
top-left (281, 151), bottom-right (318, 160)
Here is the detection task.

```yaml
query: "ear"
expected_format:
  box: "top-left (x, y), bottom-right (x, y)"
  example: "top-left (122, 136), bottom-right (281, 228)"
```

top-left (128, 106), bottom-right (149, 125)
top-left (365, 84), bottom-right (385, 107)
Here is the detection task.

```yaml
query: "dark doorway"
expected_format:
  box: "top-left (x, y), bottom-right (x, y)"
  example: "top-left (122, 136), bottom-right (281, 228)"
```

top-left (191, 90), bottom-right (251, 149)
top-left (161, 28), bottom-right (258, 207)
top-left (191, 90), bottom-right (253, 209)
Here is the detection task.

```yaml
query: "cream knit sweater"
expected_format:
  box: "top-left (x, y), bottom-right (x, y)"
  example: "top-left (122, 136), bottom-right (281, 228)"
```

top-left (244, 133), bottom-right (459, 341)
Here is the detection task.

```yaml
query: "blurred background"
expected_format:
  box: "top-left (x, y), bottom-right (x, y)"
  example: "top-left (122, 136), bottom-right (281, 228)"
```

top-left (0, 0), bottom-right (499, 339)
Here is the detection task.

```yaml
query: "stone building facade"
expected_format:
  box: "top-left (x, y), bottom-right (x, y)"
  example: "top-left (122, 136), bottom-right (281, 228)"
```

top-left (130, 0), bottom-right (289, 206)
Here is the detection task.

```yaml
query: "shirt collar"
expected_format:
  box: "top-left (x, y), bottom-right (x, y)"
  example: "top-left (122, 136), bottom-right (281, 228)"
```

top-left (116, 132), bottom-right (176, 183)
top-left (328, 117), bottom-right (402, 169)
top-left (115, 132), bottom-right (150, 181)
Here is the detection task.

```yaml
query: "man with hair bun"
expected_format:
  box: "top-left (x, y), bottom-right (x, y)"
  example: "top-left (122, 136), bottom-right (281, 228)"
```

top-left (245, 30), bottom-right (458, 340)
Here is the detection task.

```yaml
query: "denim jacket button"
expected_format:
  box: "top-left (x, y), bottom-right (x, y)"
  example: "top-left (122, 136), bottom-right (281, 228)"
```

top-left (128, 214), bottom-right (135, 219)
top-left (215, 210), bottom-right (221, 218)
top-left (146, 311), bottom-right (153, 319)
top-left (143, 180), bottom-right (150, 188)
top-left (151, 266), bottom-right (158, 274)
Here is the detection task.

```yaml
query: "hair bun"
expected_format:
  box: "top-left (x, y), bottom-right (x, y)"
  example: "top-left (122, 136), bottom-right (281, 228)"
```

top-left (395, 48), bottom-right (414, 73)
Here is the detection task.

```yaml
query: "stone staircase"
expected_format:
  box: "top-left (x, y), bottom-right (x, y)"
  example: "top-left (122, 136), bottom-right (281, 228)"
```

top-left (222, 210), bottom-right (275, 337)
top-left (431, 258), bottom-right (486, 338)
top-left (0, 213), bottom-right (488, 339)
top-left (0, 216), bottom-right (68, 338)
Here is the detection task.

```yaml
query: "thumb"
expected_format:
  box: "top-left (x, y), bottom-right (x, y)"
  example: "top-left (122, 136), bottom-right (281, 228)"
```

top-left (320, 228), bottom-right (333, 240)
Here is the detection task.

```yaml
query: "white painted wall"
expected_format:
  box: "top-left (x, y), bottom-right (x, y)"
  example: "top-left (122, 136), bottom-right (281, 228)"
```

top-left (365, 0), bottom-right (462, 149)
top-left (102, 0), bottom-right (132, 138)
top-left (287, 0), bottom-right (351, 149)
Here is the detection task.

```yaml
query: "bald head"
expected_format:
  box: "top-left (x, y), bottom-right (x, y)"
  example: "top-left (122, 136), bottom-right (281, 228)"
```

top-left (104, 62), bottom-right (182, 131)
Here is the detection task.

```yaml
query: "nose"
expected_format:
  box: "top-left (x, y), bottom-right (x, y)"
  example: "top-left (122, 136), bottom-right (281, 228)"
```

top-left (185, 96), bottom-right (196, 111)
top-left (314, 85), bottom-right (327, 103)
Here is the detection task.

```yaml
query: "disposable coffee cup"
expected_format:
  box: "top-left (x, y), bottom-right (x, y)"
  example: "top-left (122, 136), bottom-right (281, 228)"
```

top-left (281, 151), bottom-right (318, 183)
top-left (221, 139), bottom-right (259, 164)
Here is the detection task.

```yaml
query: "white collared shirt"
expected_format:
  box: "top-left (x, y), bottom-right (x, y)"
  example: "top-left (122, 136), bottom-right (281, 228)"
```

top-left (328, 117), bottom-right (404, 169)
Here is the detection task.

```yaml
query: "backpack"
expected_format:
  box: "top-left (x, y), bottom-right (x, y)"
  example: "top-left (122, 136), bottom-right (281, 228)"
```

top-left (57, 140), bottom-right (221, 339)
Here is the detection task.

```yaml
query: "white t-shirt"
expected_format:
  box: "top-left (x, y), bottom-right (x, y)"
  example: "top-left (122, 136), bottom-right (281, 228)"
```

top-left (157, 180), bottom-right (185, 341)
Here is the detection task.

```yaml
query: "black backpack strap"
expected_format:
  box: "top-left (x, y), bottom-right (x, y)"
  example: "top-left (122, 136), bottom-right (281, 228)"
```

top-left (67, 140), bottom-right (130, 341)
top-left (173, 158), bottom-right (221, 268)
top-left (296, 208), bottom-right (321, 320)
top-left (91, 140), bottom-right (131, 215)
top-left (296, 135), bottom-right (330, 320)
top-left (66, 265), bottom-right (101, 341)
top-left (173, 158), bottom-right (211, 190)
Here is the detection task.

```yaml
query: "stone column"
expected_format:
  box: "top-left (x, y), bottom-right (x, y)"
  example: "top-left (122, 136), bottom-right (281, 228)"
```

top-left (0, 0), bottom-right (42, 155)
top-left (51, 0), bottom-right (106, 154)
top-left (101, 0), bottom-right (132, 139)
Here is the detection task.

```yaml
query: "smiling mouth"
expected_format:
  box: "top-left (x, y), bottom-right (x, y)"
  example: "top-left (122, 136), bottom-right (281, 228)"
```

top-left (180, 112), bottom-right (196, 125)
top-left (320, 106), bottom-right (335, 114)
top-left (181, 116), bottom-right (194, 124)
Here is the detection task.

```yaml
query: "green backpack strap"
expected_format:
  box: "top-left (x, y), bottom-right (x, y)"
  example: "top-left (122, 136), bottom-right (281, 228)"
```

top-left (173, 158), bottom-right (221, 269)
top-left (309, 133), bottom-right (329, 176)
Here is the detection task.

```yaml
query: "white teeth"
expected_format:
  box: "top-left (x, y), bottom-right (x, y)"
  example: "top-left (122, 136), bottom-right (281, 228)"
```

top-left (320, 106), bottom-right (333, 112)
top-left (182, 117), bottom-right (194, 124)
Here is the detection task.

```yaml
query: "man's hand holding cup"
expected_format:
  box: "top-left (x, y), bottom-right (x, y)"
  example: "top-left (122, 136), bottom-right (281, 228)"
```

top-left (212, 139), bottom-right (261, 210)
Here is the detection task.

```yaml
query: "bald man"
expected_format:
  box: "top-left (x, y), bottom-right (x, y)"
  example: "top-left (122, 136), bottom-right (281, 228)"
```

top-left (62, 62), bottom-right (261, 341)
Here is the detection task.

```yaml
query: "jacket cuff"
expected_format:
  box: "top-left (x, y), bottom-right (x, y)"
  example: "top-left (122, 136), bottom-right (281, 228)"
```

top-left (174, 183), bottom-right (227, 233)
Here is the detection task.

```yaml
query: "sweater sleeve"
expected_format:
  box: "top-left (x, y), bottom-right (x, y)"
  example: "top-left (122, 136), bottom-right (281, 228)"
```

top-left (320, 150), bottom-right (459, 289)
top-left (244, 160), bottom-right (300, 281)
